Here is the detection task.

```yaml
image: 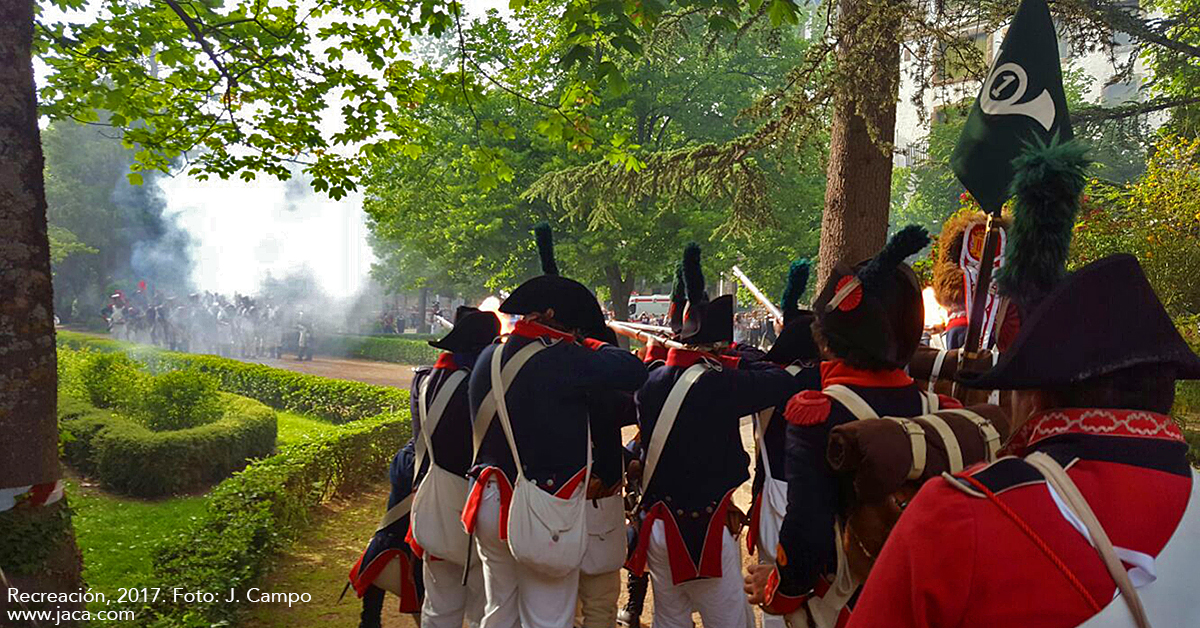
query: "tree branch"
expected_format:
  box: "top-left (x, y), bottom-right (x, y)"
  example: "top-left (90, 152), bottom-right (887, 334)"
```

top-left (1072, 94), bottom-right (1200, 123)
top-left (1073, 0), bottom-right (1200, 59)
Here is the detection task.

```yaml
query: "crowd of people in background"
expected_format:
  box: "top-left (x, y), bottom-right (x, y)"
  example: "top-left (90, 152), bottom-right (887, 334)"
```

top-left (100, 286), bottom-right (314, 360)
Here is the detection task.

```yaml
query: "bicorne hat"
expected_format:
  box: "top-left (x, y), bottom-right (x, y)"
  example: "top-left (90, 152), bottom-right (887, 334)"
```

top-left (678, 243), bottom-right (734, 345)
top-left (764, 259), bottom-right (820, 364)
top-left (499, 223), bottom-right (606, 333)
top-left (813, 226), bottom-right (930, 369)
top-left (428, 306), bottom-right (501, 354)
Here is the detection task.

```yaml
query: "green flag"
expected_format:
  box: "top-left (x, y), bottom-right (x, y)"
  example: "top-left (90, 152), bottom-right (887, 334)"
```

top-left (951, 0), bottom-right (1073, 213)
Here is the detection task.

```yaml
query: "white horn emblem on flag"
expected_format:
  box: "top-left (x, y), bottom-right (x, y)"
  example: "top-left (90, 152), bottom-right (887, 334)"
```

top-left (979, 62), bottom-right (1056, 132)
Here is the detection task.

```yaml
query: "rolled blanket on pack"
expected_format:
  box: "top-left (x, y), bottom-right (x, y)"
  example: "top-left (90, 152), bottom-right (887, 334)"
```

top-left (827, 404), bottom-right (1012, 581)
top-left (909, 346), bottom-right (1011, 409)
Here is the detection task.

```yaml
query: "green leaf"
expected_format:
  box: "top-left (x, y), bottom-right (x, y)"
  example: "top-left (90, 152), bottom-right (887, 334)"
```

top-left (126, 172), bottom-right (143, 186)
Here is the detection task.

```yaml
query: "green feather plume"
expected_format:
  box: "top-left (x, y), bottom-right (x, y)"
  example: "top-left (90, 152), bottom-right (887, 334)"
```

top-left (996, 137), bottom-right (1091, 311)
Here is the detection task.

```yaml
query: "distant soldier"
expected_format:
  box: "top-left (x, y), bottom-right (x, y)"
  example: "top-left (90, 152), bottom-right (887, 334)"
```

top-left (464, 224), bottom-right (646, 628)
top-left (629, 244), bottom-right (799, 628)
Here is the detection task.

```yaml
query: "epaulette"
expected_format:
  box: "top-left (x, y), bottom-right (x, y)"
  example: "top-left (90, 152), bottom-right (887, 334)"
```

top-left (784, 390), bottom-right (831, 426)
top-left (944, 456), bottom-right (1045, 497)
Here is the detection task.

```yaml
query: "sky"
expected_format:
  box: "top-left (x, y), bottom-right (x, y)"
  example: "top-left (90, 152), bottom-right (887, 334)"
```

top-left (37, 0), bottom-right (510, 299)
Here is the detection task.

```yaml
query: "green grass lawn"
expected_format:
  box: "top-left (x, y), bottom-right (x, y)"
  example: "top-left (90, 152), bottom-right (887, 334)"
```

top-left (67, 477), bottom-right (209, 612)
top-left (276, 410), bottom-right (342, 448)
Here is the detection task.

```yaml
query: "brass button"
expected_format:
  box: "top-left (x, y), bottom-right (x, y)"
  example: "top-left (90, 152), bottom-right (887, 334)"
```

top-left (546, 478), bottom-right (555, 487)
top-left (676, 509), bottom-right (684, 516)
top-left (691, 512), bottom-right (699, 519)
top-left (706, 506), bottom-right (714, 513)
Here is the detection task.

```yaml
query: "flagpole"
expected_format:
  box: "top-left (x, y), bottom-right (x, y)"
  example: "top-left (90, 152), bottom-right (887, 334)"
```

top-left (953, 211), bottom-right (1001, 399)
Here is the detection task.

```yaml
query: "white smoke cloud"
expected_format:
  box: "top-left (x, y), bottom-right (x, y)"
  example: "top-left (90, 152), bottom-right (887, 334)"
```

top-left (158, 173), bottom-right (374, 299)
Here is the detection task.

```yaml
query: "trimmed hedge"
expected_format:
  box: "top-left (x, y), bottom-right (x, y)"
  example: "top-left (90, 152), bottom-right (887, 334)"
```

top-left (146, 413), bottom-right (410, 626)
top-left (58, 331), bottom-right (409, 423)
top-left (60, 392), bottom-right (277, 497)
top-left (316, 333), bottom-right (441, 365)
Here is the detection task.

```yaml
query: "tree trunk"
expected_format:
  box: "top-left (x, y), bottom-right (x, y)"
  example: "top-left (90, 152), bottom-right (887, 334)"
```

top-left (416, 285), bottom-right (429, 333)
top-left (604, 264), bottom-right (634, 349)
top-left (816, 0), bottom-right (904, 288)
top-left (0, 1), bottom-right (84, 623)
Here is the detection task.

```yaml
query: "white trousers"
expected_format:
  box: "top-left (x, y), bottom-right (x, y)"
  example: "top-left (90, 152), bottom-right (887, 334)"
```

top-left (647, 519), bottom-right (753, 628)
top-left (421, 555), bottom-right (485, 628)
top-left (475, 479), bottom-right (581, 628)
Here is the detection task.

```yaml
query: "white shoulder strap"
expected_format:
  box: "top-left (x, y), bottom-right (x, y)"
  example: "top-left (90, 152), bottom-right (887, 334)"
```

top-left (921, 390), bottom-right (941, 414)
top-left (473, 340), bottom-right (549, 457)
top-left (756, 363), bottom-right (806, 477)
top-left (928, 349), bottom-right (949, 393)
top-left (919, 413), bottom-right (963, 474)
top-left (822, 384), bottom-right (879, 421)
top-left (415, 369), bottom-right (468, 473)
top-left (883, 417), bottom-right (927, 480)
top-left (488, 339), bottom-right (554, 478)
top-left (1025, 452), bottom-right (1153, 628)
top-left (941, 408), bottom-right (1002, 461)
top-left (641, 363), bottom-right (710, 495)
top-left (376, 493), bottom-right (414, 533)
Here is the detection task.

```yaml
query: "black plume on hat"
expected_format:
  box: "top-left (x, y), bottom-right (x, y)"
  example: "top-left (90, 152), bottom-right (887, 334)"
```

top-left (668, 262), bottom-right (686, 334)
top-left (678, 243), bottom-right (731, 344)
top-left (781, 259), bottom-right (810, 324)
top-left (534, 221), bottom-right (559, 276)
top-left (860, 226), bottom-right (930, 293)
top-left (500, 223), bottom-right (604, 332)
top-left (995, 138), bottom-right (1090, 314)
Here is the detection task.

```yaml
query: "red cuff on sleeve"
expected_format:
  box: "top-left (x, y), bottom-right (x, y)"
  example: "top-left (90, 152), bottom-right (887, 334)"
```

top-left (719, 354), bottom-right (741, 369)
top-left (763, 566), bottom-right (806, 615)
top-left (582, 338), bottom-right (609, 351)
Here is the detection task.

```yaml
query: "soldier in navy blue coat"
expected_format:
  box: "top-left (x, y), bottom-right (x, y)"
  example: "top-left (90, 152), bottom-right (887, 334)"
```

top-left (629, 244), bottom-right (800, 628)
top-left (463, 224), bottom-right (647, 628)
top-left (744, 226), bottom-right (964, 628)
top-left (347, 439), bottom-right (424, 628)
top-left (746, 260), bottom-right (823, 628)
top-left (408, 306), bottom-right (500, 628)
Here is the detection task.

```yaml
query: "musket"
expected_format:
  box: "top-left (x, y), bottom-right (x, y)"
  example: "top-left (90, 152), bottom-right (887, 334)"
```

top-left (607, 321), bottom-right (687, 350)
top-left (731, 265), bottom-right (783, 324)
top-left (616, 320), bottom-right (673, 334)
top-left (434, 314), bottom-right (454, 330)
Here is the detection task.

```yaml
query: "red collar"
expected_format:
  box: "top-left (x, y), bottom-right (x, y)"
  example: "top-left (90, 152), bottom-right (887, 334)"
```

top-left (820, 360), bottom-right (913, 388)
top-left (946, 315), bottom-right (968, 329)
top-left (434, 353), bottom-right (458, 370)
top-left (1005, 408), bottom-right (1185, 456)
top-left (666, 348), bottom-right (740, 370)
top-left (666, 348), bottom-right (717, 368)
top-left (511, 319), bottom-right (575, 343)
top-left (644, 343), bottom-right (669, 364)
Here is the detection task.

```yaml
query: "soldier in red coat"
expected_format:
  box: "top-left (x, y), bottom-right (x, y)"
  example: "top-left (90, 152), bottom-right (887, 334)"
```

top-left (846, 143), bottom-right (1200, 628)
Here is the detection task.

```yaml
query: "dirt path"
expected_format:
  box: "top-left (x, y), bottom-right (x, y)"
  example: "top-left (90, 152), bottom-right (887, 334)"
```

top-left (251, 355), bottom-right (417, 389)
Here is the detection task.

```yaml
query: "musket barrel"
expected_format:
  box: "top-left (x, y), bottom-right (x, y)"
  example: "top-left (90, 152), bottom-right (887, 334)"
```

top-left (731, 265), bottom-right (784, 323)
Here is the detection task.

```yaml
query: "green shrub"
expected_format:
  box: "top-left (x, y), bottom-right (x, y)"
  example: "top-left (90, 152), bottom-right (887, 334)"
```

top-left (147, 413), bottom-right (410, 626)
top-left (316, 333), bottom-right (441, 365)
top-left (58, 331), bottom-right (409, 423)
top-left (80, 351), bottom-right (145, 409)
top-left (137, 370), bottom-right (223, 431)
top-left (60, 393), bottom-right (277, 497)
